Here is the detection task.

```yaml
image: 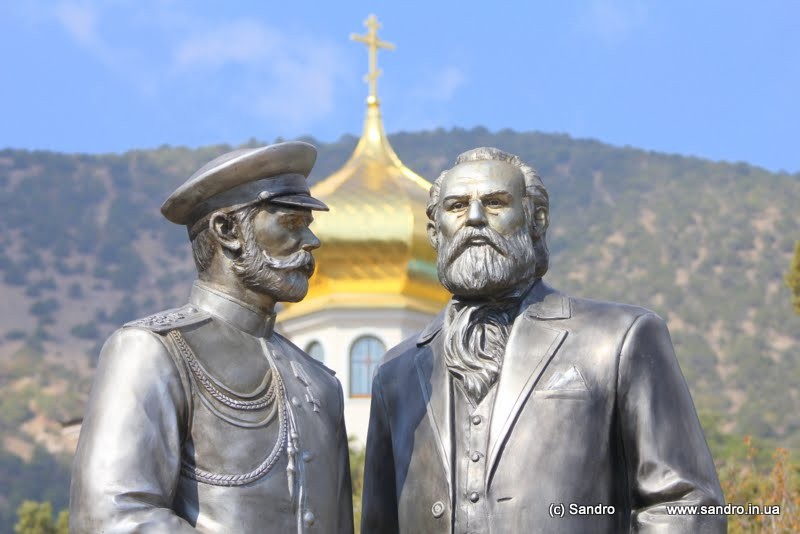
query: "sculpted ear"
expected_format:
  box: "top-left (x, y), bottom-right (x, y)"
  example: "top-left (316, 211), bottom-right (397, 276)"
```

top-left (209, 211), bottom-right (243, 253)
top-left (427, 220), bottom-right (439, 250)
top-left (532, 206), bottom-right (549, 237)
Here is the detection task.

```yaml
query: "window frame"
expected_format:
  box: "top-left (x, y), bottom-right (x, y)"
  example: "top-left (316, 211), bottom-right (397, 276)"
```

top-left (348, 335), bottom-right (386, 398)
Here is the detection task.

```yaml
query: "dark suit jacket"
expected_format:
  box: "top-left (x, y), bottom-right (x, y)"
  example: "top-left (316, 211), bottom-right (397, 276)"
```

top-left (361, 281), bottom-right (725, 533)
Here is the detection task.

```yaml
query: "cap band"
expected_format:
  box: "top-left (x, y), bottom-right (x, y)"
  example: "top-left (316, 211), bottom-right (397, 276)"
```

top-left (185, 174), bottom-right (308, 228)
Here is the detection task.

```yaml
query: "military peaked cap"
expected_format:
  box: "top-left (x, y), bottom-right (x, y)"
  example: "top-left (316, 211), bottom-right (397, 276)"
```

top-left (161, 141), bottom-right (329, 235)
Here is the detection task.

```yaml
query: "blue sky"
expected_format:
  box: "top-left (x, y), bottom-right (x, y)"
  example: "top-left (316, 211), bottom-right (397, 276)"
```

top-left (2, 1), bottom-right (798, 172)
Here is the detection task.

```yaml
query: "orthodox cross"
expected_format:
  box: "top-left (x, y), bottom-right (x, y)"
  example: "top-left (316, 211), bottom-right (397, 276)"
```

top-left (350, 14), bottom-right (395, 105)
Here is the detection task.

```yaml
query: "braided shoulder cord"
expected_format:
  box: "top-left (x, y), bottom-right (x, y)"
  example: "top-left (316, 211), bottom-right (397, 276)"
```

top-left (168, 329), bottom-right (287, 486)
top-left (180, 392), bottom-right (288, 486)
top-left (168, 330), bottom-right (276, 410)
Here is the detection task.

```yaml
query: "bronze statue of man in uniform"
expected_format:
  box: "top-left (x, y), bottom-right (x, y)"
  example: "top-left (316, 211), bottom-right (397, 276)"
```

top-left (70, 142), bottom-right (353, 533)
top-left (361, 147), bottom-right (725, 533)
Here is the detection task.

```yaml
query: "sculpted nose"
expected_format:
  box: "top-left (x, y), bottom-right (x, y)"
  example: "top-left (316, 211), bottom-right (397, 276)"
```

top-left (302, 229), bottom-right (321, 252)
top-left (466, 199), bottom-right (487, 227)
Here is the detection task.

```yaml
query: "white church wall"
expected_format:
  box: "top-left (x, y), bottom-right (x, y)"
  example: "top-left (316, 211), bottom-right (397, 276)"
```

top-left (277, 307), bottom-right (435, 445)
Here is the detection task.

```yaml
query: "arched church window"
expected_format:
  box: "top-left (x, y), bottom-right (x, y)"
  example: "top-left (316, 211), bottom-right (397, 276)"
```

top-left (349, 335), bottom-right (385, 397)
top-left (305, 341), bottom-right (324, 363)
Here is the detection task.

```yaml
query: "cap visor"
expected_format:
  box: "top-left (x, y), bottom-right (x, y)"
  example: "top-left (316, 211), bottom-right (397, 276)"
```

top-left (270, 194), bottom-right (329, 211)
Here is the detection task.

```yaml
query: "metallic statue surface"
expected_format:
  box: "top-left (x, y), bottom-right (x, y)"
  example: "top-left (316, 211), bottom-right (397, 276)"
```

top-left (361, 147), bottom-right (725, 533)
top-left (70, 142), bottom-right (354, 533)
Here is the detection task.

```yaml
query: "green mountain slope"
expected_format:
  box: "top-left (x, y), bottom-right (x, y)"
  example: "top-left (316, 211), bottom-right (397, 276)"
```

top-left (0, 128), bottom-right (797, 463)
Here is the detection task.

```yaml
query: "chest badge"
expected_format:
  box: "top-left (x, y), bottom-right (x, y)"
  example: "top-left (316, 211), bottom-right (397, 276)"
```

top-left (291, 361), bottom-right (321, 413)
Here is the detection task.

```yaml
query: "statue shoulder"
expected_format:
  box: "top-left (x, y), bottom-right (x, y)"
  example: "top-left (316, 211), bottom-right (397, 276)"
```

top-left (123, 304), bottom-right (212, 334)
top-left (272, 332), bottom-right (337, 377)
top-left (568, 295), bottom-right (656, 324)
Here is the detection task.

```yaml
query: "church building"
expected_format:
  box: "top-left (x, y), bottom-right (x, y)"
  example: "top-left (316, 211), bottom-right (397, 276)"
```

top-left (276, 15), bottom-right (450, 444)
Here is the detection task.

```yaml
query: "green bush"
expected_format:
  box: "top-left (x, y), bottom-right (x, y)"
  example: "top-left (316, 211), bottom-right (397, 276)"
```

top-left (0, 448), bottom-right (71, 531)
top-left (5, 330), bottom-right (26, 341)
top-left (0, 388), bottom-right (34, 431)
top-left (67, 283), bottom-right (83, 299)
top-left (14, 500), bottom-right (67, 534)
top-left (29, 299), bottom-right (59, 318)
top-left (70, 322), bottom-right (99, 340)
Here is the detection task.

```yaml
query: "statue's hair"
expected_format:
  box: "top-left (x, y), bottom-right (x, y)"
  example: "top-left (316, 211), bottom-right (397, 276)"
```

top-left (427, 147), bottom-right (550, 278)
top-left (190, 204), bottom-right (260, 274)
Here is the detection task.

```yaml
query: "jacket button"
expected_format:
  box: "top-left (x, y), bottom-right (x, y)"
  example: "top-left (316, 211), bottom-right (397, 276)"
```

top-left (303, 511), bottom-right (316, 526)
top-left (471, 415), bottom-right (482, 425)
top-left (431, 501), bottom-right (445, 518)
top-left (469, 492), bottom-right (480, 503)
top-left (470, 452), bottom-right (481, 462)
top-left (302, 451), bottom-right (314, 462)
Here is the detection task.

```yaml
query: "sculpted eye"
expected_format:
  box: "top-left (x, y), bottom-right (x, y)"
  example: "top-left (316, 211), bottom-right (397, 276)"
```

top-left (486, 199), bottom-right (504, 208)
top-left (282, 216), bottom-right (304, 230)
top-left (449, 201), bottom-right (466, 211)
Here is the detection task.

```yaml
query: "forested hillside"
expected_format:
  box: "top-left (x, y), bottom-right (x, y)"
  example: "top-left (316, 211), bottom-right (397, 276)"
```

top-left (0, 128), bottom-right (798, 528)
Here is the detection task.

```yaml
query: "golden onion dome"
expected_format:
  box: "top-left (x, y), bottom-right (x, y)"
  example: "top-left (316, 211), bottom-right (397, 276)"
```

top-left (277, 99), bottom-right (450, 322)
top-left (278, 15), bottom-right (449, 322)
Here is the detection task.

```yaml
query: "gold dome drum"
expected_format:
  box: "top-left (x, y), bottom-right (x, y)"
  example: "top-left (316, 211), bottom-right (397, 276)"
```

top-left (279, 102), bottom-right (449, 321)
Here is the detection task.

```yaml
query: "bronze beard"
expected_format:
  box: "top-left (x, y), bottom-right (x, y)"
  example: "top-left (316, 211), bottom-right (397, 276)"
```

top-left (443, 301), bottom-right (515, 403)
top-left (438, 225), bottom-right (537, 403)
top-left (437, 224), bottom-right (536, 299)
top-left (232, 215), bottom-right (315, 303)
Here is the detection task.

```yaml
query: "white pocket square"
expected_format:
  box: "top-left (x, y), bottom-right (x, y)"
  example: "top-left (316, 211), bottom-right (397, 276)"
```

top-left (541, 365), bottom-right (587, 391)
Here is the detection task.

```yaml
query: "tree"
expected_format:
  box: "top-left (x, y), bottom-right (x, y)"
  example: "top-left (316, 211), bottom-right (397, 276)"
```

top-left (786, 241), bottom-right (800, 314)
top-left (54, 511), bottom-right (68, 534)
top-left (13, 501), bottom-right (67, 534)
top-left (349, 437), bottom-right (365, 533)
top-left (718, 437), bottom-right (800, 533)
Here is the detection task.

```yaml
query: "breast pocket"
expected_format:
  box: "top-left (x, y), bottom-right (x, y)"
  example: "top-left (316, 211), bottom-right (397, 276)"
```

top-left (534, 364), bottom-right (590, 400)
top-left (533, 388), bottom-right (590, 400)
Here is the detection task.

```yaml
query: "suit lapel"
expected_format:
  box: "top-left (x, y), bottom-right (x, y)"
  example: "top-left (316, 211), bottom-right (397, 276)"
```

top-left (413, 334), bottom-right (452, 498)
top-left (486, 281), bottom-right (570, 485)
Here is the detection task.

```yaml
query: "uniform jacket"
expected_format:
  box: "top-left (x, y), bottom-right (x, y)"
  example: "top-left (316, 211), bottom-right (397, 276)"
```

top-left (361, 280), bottom-right (725, 533)
top-left (70, 283), bottom-right (353, 533)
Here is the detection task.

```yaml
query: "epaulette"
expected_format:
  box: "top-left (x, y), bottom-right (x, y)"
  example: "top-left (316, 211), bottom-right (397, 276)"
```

top-left (300, 351), bottom-right (337, 377)
top-left (123, 304), bottom-right (211, 334)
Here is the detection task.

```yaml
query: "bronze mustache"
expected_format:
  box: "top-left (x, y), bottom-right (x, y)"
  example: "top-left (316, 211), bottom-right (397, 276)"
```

top-left (445, 227), bottom-right (509, 264)
top-left (261, 249), bottom-right (315, 276)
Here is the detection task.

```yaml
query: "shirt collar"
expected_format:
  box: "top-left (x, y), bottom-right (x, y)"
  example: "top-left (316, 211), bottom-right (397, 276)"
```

top-left (442, 278), bottom-right (537, 333)
top-left (416, 278), bottom-right (572, 346)
top-left (189, 281), bottom-right (275, 338)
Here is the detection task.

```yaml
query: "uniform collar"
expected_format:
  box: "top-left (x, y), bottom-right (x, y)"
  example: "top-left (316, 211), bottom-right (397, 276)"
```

top-left (190, 281), bottom-right (276, 338)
